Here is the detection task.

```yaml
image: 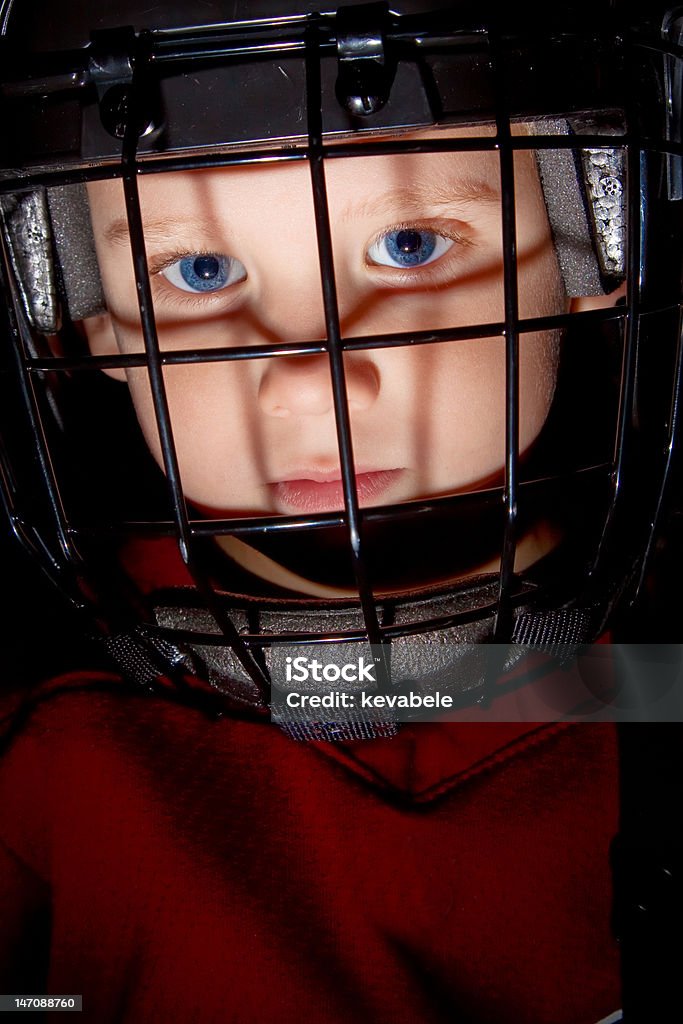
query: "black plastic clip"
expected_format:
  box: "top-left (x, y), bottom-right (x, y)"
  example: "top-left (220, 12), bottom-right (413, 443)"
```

top-left (88, 27), bottom-right (155, 140)
top-left (335, 2), bottom-right (396, 116)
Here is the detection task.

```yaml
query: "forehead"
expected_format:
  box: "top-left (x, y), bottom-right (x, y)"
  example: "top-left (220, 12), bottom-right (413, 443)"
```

top-left (88, 125), bottom-right (542, 241)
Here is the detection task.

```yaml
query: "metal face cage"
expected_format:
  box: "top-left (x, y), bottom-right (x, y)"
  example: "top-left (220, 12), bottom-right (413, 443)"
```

top-left (0, 2), bottom-right (681, 718)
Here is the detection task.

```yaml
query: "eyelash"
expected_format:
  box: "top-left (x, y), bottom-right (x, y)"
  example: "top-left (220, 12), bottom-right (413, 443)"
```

top-left (150, 250), bottom-right (243, 310)
top-left (365, 220), bottom-right (472, 282)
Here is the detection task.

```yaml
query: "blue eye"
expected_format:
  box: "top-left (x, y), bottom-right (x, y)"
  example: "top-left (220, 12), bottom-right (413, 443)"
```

top-left (367, 228), bottom-right (453, 269)
top-left (161, 253), bottom-right (247, 293)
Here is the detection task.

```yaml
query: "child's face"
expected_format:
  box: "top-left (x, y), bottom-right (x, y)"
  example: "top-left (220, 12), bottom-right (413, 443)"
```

top-left (85, 130), bottom-right (564, 521)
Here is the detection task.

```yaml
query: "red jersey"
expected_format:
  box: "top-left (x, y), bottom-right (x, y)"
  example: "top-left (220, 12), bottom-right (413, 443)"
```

top-left (0, 675), bottom-right (621, 1023)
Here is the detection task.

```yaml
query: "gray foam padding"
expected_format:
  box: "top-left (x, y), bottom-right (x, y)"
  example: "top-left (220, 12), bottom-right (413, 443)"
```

top-left (47, 183), bottom-right (106, 320)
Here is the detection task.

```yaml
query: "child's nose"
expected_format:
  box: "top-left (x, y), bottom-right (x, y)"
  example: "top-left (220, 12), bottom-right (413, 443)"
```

top-left (257, 354), bottom-right (379, 418)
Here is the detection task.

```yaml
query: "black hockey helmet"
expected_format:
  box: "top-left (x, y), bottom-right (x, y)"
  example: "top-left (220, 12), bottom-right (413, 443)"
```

top-left (0, 1), bottom-right (681, 725)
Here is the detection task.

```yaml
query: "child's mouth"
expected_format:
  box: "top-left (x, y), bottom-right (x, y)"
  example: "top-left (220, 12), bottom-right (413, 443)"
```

top-left (270, 468), bottom-right (405, 514)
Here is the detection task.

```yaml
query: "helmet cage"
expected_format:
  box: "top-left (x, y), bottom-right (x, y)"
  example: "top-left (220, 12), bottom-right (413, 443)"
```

top-left (1, 3), bottom-right (681, 709)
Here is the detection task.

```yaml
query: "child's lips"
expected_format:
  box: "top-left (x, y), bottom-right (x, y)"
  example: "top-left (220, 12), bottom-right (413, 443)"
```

top-left (269, 468), bottom-right (405, 513)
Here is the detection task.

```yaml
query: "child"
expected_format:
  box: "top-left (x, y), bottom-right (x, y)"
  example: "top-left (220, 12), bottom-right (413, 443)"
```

top-left (82, 130), bottom-right (568, 590)
top-left (1, 1), bottom-right (679, 1021)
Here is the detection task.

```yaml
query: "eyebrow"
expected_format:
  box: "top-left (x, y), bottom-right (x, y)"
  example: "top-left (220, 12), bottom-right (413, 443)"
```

top-left (102, 217), bottom-right (220, 248)
top-left (337, 178), bottom-right (500, 223)
top-left (101, 176), bottom-right (500, 248)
